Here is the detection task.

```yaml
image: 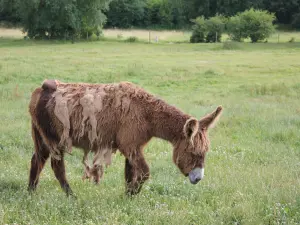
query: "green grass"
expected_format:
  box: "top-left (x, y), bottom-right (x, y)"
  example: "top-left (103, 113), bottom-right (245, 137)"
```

top-left (0, 36), bottom-right (300, 225)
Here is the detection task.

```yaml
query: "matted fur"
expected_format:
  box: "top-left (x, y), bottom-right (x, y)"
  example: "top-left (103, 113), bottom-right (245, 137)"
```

top-left (28, 79), bottom-right (223, 196)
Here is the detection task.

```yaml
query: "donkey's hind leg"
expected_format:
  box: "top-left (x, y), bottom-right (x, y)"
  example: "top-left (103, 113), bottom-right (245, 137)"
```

top-left (28, 124), bottom-right (50, 192)
top-left (50, 155), bottom-right (73, 196)
top-left (82, 149), bottom-right (92, 181)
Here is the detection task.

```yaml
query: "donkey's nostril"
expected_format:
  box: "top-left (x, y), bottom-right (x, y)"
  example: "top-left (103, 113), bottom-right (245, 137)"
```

top-left (195, 177), bottom-right (201, 182)
top-left (190, 176), bottom-right (201, 184)
top-left (188, 167), bottom-right (204, 184)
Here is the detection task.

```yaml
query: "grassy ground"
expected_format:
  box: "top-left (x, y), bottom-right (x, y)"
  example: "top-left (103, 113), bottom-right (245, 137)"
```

top-left (0, 32), bottom-right (300, 224)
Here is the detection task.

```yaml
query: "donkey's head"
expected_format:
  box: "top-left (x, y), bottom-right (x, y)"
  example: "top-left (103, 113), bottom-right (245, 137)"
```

top-left (173, 106), bottom-right (223, 184)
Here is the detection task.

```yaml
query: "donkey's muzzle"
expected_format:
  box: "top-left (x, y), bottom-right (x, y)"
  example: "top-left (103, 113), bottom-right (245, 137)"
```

top-left (189, 168), bottom-right (204, 184)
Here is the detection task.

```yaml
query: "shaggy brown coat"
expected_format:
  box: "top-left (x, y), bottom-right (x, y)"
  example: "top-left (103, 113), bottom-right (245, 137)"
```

top-left (28, 79), bottom-right (223, 196)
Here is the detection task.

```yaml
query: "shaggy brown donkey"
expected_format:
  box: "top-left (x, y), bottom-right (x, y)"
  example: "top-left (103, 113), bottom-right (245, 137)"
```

top-left (28, 79), bottom-right (223, 196)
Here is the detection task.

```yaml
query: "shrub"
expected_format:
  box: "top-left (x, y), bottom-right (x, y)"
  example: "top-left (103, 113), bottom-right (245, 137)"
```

top-left (80, 25), bottom-right (102, 40)
top-left (126, 36), bottom-right (138, 42)
top-left (190, 15), bottom-right (225, 43)
top-left (227, 8), bottom-right (276, 43)
top-left (288, 37), bottom-right (295, 43)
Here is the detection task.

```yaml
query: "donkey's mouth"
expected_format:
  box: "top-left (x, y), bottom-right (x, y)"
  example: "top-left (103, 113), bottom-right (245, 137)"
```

top-left (188, 168), bottom-right (204, 184)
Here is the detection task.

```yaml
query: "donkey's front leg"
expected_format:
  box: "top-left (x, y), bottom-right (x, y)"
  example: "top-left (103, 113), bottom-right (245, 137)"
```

top-left (124, 152), bottom-right (150, 195)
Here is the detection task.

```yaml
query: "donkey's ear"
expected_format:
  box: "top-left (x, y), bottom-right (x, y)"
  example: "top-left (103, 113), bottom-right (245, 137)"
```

top-left (199, 106), bottom-right (223, 130)
top-left (184, 118), bottom-right (199, 139)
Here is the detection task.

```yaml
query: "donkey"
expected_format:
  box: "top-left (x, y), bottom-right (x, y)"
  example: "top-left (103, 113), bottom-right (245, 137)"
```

top-left (28, 79), bottom-right (223, 196)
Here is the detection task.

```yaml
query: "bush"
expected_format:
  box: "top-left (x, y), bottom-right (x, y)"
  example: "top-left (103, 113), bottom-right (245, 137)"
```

top-left (80, 25), bottom-right (103, 40)
top-left (227, 8), bottom-right (276, 43)
top-left (190, 15), bottom-right (225, 43)
top-left (190, 16), bottom-right (206, 43)
top-left (288, 37), bottom-right (295, 43)
top-left (126, 36), bottom-right (138, 42)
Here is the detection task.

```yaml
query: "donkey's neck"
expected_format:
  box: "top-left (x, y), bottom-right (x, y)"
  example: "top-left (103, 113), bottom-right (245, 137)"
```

top-left (150, 102), bottom-right (189, 144)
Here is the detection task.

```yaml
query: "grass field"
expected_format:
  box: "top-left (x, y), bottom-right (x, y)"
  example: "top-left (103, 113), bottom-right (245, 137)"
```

top-left (0, 29), bottom-right (300, 224)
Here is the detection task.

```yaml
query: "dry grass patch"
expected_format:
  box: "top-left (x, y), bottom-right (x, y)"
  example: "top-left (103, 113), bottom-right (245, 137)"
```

top-left (103, 29), bottom-right (191, 42)
top-left (0, 28), bottom-right (25, 38)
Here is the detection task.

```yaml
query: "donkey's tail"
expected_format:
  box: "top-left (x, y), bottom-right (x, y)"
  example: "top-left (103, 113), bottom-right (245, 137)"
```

top-left (41, 79), bottom-right (59, 92)
top-left (28, 80), bottom-right (62, 160)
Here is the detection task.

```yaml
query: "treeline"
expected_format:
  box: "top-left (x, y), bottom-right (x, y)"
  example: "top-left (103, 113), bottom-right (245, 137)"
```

top-left (1, 0), bottom-right (300, 39)
top-left (104, 0), bottom-right (300, 29)
top-left (2, 0), bottom-right (300, 29)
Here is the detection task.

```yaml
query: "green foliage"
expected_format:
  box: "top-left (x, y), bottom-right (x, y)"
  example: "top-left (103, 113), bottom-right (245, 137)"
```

top-left (291, 13), bottom-right (300, 30)
top-left (217, 0), bottom-right (265, 17)
top-left (16, 0), bottom-right (110, 40)
top-left (0, 0), bottom-right (20, 24)
top-left (106, 0), bottom-right (300, 29)
top-left (105, 0), bottom-right (189, 29)
top-left (1, 0), bottom-right (300, 31)
top-left (205, 15), bottom-right (226, 42)
top-left (190, 16), bottom-right (206, 43)
top-left (265, 0), bottom-right (300, 24)
top-left (145, 0), bottom-right (174, 28)
top-left (190, 15), bottom-right (225, 43)
top-left (227, 8), bottom-right (276, 43)
top-left (226, 15), bottom-right (243, 42)
top-left (105, 0), bottom-right (146, 28)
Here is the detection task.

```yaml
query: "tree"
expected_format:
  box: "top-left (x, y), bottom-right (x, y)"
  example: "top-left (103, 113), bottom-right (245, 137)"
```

top-left (168, 0), bottom-right (189, 28)
top-left (263, 0), bottom-right (300, 24)
top-left (144, 0), bottom-right (163, 27)
top-left (17, 0), bottom-right (111, 39)
top-left (103, 0), bottom-right (300, 30)
top-left (292, 12), bottom-right (300, 29)
top-left (78, 0), bottom-right (110, 38)
top-left (216, 0), bottom-right (264, 17)
top-left (105, 0), bottom-right (146, 28)
top-left (0, 0), bottom-right (20, 24)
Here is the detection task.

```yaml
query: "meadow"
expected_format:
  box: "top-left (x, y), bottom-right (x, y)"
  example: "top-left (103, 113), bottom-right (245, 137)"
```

top-left (0, 29), bottom-right (300, 224)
